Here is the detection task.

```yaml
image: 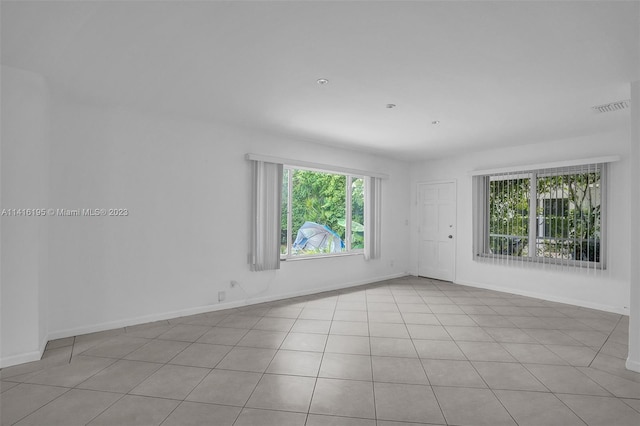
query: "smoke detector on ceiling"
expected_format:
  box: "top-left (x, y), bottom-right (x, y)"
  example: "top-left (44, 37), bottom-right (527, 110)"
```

top-left (591, 100), bottom-right (630, 113)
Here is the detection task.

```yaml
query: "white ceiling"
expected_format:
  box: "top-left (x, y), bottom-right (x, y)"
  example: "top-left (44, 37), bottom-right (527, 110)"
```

top-left (1, 1), bottom-right (638, 160)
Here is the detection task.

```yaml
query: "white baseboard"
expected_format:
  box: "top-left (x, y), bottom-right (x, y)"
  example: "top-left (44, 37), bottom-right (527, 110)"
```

top-left (0, 350), bottom-right (42, 369)
top-left (232, 272), bottom-right (409, 307)
top-left (626, 358), bottom-right (640, 373)
top-left (46, 272), bottom-right (408, 341)
top-left (39, 335), bottom-right (48, 357)
top-left (454, 278), bottom-right (629, 315)
top-left (0, 335), bottom-right (49, 369)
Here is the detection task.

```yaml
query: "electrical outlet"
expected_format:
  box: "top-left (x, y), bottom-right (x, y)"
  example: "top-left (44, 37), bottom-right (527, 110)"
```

top-left (230, 280), bottom-right (238, 288)
top-left (218, 291), bottom-right (226, 302)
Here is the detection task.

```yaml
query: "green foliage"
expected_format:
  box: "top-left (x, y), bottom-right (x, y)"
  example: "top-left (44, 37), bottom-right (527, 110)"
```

top-left (536, 173), bottom-right (601, 241)
top-left (290, 170), bottom-right (347, 239)
top-left (536, 172), bottom-right (601, 261)
top-left (488, 171), bottom-right (601, 261)
top-left (281, 170), bottom-right (365, 254)
top-left (489, 178), bottom-right (529, 256)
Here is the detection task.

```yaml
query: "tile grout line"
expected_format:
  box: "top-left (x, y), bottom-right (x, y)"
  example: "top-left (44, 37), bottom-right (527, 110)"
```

top-left (303, 297), bottom-right (337, 426)
top-left (158, 306), bottom-right (282, 425)
top-left (546, 392), bottom-right (590, 426)
top-left (178, 315), bottom-right (245, 426)
top-left (464, 345), bottom-right (522, 426)
top-left (7, 386), bottom-right (75, 426)
top-left (420, 279), bottom-right (456, 426)
top-left (229, 299), bottom-right (307, 426)
top-left (589, 314), bottom-right (624, 368)
top-left (78, 323), bottom-right (214, 426)
top-left (366, 284), bottom-right (378, 423)
top-left (407, 279), bottom-right (448, 425)
top-left (81, 311), bottom-right (235, 425)
top-left (5, 278), bottom-right (638, 426)
top-left (82, 391), bottom-right (129, 426)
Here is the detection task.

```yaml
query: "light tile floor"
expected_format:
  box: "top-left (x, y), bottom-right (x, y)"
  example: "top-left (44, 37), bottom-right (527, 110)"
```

top-left (1, 276), bottom-right (639, 425)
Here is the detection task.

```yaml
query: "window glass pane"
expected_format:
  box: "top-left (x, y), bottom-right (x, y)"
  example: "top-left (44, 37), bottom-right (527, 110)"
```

top-left (290, 169), bottom-right (346, 256)
top-left (281, 169), bottom-right (289, 256)
top-left (351, 177), bottom-right (365, 249)
top-left (536, 171), bottom-right (601, 261)
top-left (477, 163), bottom-right (604, 268)
top-left (489, 177), bottom-right (530, 256)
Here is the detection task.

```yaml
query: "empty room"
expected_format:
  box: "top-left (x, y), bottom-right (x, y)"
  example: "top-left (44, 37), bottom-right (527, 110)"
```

top-left (1, 1), bottom-right (639, 425)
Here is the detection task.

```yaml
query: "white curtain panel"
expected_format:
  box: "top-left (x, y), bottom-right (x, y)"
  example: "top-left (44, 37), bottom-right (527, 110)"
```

top-left (250, 161), bottom-right (283, 271)
top-left (364, 176), bottom-right (382, 260)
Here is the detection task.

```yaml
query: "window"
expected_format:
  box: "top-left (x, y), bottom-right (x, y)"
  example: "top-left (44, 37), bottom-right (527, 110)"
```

top-left (474, 163), bottom-right (606, 269)
top-left (247, 153), bottom-right (384, 269)
top-left (281, 167), bottom-right (365, 258)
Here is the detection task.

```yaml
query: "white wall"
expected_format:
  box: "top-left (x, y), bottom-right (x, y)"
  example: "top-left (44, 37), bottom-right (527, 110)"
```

top-left (46, 98), bottom-right (410, 339)
top-left (628, 81), bottom-right (640, 372)
top-left (409, 131), bottom-right (631, 314)
top-left (3, 71), bottom-right (631, 367)
top-left (0, 66), bottom-right (50, 367)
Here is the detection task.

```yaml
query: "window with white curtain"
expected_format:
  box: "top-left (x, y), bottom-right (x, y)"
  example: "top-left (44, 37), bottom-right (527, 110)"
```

top-left (280, 167), bottom-right (365, 259)
top-left (473, 162), bottom-right (608, 270)
top-left (248, 154), bottom-right (384, 270)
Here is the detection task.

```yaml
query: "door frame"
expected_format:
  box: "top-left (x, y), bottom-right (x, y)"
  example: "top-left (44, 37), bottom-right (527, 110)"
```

top-left (416, 179), bottom-right (458, 282)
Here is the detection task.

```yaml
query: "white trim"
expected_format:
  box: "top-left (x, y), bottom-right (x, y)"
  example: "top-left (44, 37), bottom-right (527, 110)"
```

top-left (346, 176), bottom-right (353, 251)
top-left (455, 278), bottom-right (629, 315)
top-left (0, 349), bottom-right (43, 369)
top-left (364, 176), bottom-right (382, 260)
top-left (45, 273), bottom-right (407, 342)
top-left (283, 251), bottom-right (364, 262)
top-left (39, 335), bottom-right (48, 358)
top-left (0, 336), bottom-right (48, 368)
top-left (279, 168), bottom-right (367, 260)
top-left (416, 179), bottom-right (457, 186)
top-left (469, 156), bottom-right (620, 176)
top-left (245, 153), bottom-right (389, 179)
top-left (626, 358), bottom-right (640, 373)
top-left (0, 332), bottom-right (49, 369)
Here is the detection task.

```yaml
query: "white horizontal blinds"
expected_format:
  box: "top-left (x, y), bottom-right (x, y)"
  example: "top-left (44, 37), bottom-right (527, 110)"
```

top-left (250, 160), bottom-right (283, 271)
top-left (475, 162), bottom-right (606, 272)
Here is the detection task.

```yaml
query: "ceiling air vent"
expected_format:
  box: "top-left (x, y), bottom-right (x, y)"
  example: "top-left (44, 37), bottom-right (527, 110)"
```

top-left (592, 100), bottom-right (630, 113)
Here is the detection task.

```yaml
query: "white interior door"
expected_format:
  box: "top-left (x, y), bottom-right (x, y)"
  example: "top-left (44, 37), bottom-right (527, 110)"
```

top-left (418, 181), bottom-right (456, 281)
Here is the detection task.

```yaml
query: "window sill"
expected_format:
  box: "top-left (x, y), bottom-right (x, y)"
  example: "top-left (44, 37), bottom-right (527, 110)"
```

top-left (281, 251), bottom-right (364, 262)
top-left (475, 253), bottom-right (605, 270)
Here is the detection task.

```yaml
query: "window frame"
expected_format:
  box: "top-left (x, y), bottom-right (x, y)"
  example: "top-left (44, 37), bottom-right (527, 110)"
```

top-left (474, 163), bottom-right (607, 269)
top-left (281, 165), bottom-right (365, 261)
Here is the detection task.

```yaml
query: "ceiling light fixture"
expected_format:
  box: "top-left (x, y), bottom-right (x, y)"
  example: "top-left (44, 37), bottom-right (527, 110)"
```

top-left (317, 78), bottom-right (329, 85)
top-left (386, 104), bottom-right (396, 109)
top-left (432, 120), bottom-right (440, 125)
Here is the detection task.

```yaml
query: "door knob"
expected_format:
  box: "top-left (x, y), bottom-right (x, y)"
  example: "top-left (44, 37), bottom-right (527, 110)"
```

top-left (448, 235), bottom-right (453, 239)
